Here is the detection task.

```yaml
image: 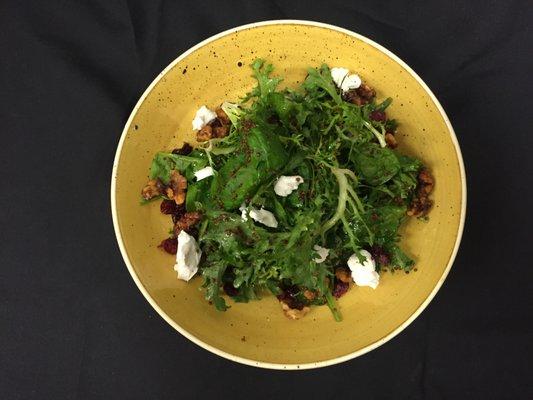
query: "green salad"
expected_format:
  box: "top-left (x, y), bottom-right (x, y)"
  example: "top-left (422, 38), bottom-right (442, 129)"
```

top-left (141, 59), bottom-right (434, 321)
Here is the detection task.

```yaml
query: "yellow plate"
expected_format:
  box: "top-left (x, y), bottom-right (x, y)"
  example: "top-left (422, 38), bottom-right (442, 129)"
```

top-left (111, 20), bottom-right (466, 369)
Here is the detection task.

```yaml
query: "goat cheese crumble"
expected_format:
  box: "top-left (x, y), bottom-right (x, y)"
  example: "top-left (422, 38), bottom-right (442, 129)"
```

top-left (347, 250), bottom-right (379, 289)
top-left (194, 166), bottom-right (214, 181)
top-left (274, 175), bottom-right (304, 197)
top-left (330, 67), bottom-right (362, 93)
top-left (192, 105), bottom-right (217, 130)
top-left (174, 231), bottom-right (202, 281)
top-left (313, 245), bottom-right (330, 263)
top-left (240, 203), bottom-right (278, 228)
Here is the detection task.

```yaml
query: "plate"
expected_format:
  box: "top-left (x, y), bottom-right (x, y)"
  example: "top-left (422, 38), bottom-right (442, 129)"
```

top-left (111, 20), bottom-right (466, 369)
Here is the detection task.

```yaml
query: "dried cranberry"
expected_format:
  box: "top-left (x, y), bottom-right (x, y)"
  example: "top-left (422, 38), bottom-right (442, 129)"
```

top-left (287, 298), bottom-right (305, 310)
top-left (171, 207), bottom-right (187, 223)
top-left (223, 282), bottom-right (239, 297)
top-left (158, 238), bottom-right (178, 254)
top-left (171, 142), bottom-right (193, 155)
top-left (161, 199), bottom-right (179, 215)
top-left (370, 245), bottom-right (391, 266)
top-left (185, 227), bottom-right (199, 239)
top-left (276, 286), bottom-right (305, 310)
top-left (370, 110), bottom-right (387, 121)
top-left (285, 285), bottom-right (300, 297)
top-left (333, 280), bottom-right (349, 298)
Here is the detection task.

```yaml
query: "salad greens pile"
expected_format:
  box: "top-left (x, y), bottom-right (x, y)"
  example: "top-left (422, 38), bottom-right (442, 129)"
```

top-left (144, 59), bottom-right (430, 321)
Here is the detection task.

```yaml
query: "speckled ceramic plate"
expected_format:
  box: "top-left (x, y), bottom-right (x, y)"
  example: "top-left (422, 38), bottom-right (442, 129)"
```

top-left (111, 20), bottom-right (466, 369)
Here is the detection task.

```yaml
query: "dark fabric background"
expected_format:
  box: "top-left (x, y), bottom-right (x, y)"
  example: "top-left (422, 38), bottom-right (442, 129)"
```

top-left (1, 1), bottom-right (532, 399)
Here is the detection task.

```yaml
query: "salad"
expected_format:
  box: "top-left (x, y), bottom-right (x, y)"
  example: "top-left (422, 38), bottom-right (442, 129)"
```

top-left (140, 60), bottom-right (434, 321)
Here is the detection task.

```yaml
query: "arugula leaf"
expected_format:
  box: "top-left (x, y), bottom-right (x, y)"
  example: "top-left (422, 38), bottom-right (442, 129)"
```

top-left (185, 179), bottom-right (211, 212)
top-left (221, 101), bottom-right (242, 126)
top-left (304, 64), bottom-right (342, 104)
top-left (389, 245), bottom-right (415, 270)
top-left (250, 59), bottom-right (282, 98)
top-left (149, 152), bottom-right (207, 183)
top-left (375, 97), bottom-right (393, 112)
top-left (366, 205), bottom-right (407, 246)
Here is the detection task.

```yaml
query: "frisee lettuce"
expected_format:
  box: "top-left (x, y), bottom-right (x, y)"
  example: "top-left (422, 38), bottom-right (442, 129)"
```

top-left (145, 59), bottom-right (427, 320)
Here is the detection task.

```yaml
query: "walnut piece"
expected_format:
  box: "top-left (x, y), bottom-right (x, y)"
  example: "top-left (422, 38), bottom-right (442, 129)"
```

top-left (335, 268), bottom-right (352, 283)
top-left (141, 179), bottom-right (163, 200)
top-left (173, 211), bottom-right (202, 235)
top-left (166, 170), bottom-right (187, 205)
top-left (215, 107), bottom-right (230, 125)
top-left (280, 301), bottom-right (310, 320)
top-left (196, 125), bottom-right (213, 142)
top-left (213, 125), bottom-right (229, 138)
top-left (303, 290), bottom-right (316, 300)
top-left (385, 132), bottom-right (398, 148)
top-left (407, 169), bottom-right (434, 217)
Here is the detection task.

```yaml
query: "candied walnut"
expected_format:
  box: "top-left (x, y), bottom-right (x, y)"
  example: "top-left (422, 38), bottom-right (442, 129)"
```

top-left (335, 268), bottom-right (352, 283)
top-left (241, 119), bottom-right (255, 132)
top-left (172, 142), bottom-right (193, 155)
top-left (213, 124), bottom-right (229, 138)
top-left (173, 211), bottom-right (202, 235)
top-left (407, 197), bottom-right (432, 217)
top-left (385, 132), bottom-right (398, 148)
top-left (418, 169), bottom-right (434, 186)
top-left (196, 125), bottom-right (213, 142)
top-left (356, 83), bottom-right (376, 101)
top-left (343, 83), bottom-right (376, 105)
top-left (407, 169), bottom-right (434, 217)
top-left (280, 300), bottom-right (310, 320)
top-left (420, 183), bottom-right (433, 195)
top-left (343, 89), bottom-right (363, 105)
top-left (303, 290), bottom-right (316, 300)
top-left (141, 179), bottom-right (163, 200)
top-left (215, 107), bottom-right (230, 125)
top-left (166, 170), bottom-right (187, 205)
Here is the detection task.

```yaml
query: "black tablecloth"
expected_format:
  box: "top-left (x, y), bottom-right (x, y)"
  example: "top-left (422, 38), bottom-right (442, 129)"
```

top-left (2, 1), bottom-right (532, 399)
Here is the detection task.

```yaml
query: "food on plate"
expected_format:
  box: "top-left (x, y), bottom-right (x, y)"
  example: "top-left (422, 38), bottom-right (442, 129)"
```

top-left (140, 59), bottom-right (434, 321)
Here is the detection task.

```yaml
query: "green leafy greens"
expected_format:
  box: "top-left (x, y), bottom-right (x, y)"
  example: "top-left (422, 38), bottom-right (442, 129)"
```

top-left (146, 60), bottom-right (427, 320)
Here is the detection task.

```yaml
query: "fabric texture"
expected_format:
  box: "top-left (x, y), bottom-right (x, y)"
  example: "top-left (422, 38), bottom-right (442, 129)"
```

top-left (1, 1), bottom-right (532, 399)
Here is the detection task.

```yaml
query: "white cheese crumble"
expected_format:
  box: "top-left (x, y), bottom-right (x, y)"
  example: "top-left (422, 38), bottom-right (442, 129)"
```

top-left (274, 175), bottom-right (304, 197)
top-left (239, 203), bottom-right (249, 221)
top-left (192, 105), bottom-right (217, 130)
top-left (347, 249), bottom-right (379, 289)
top-left (239, 203), bottom-right (278, 228)
top-left (313, 245), bottom-right (330, 263)
top-left (194, 166), bottom-right (214, 181)
top-left (249, 208), bottom-right (278, 228)
top-left (330, 67), bottom-right (362, 93)
top-left (174, 230), bottom-right (202, 281)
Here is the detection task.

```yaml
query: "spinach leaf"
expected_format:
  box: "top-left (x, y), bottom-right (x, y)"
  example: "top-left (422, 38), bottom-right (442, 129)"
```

top-left (351, 143), bottom-right (400, 185)
top-left (211, 127), bottom-right (288, 210)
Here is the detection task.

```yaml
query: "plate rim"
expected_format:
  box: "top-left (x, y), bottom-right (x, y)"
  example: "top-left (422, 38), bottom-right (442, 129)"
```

top-left (110, 19), bottom-right (467, 370)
